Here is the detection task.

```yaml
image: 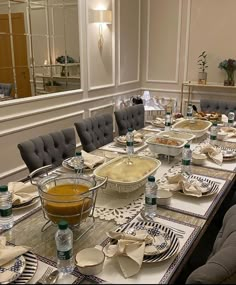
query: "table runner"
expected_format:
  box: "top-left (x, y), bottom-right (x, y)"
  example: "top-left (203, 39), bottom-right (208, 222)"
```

top-left (94, 158), bottom-right (178, 225)
top-left (198, 158), bottom-right (236, 172)
top-left (84, 214), bottom-right (201, 284)
top-left (223, 137), bottom-right (236, 143)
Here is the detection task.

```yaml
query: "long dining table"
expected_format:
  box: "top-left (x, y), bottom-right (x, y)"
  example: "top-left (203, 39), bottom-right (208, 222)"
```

top-left (2, 123), bottom-right (236, 284)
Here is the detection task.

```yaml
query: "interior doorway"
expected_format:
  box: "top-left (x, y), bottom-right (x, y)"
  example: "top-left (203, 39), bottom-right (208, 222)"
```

top-left (0, 13), bottom-right (31, 98)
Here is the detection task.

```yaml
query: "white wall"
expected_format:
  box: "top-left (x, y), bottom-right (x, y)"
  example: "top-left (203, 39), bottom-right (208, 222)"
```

top-left (3, 0), bottom-right (236, 184)
top-left (141, 0), bottom-right (236, 111)
top-left (0, 0), bottom-right (141, 184)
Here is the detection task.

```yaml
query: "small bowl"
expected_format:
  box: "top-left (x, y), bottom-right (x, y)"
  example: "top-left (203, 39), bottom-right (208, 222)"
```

top-left (192, 153), bottom-right (207, 165)
top-left (217, 132), bottom-right (228, 141)
top-left (157, 190), bottom-right (172, 206)
top-left (76, 246), bottom-right (105, 275)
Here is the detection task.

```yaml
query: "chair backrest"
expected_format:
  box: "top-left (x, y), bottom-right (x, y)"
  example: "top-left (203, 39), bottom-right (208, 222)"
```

top-left (200, 98), bottom-right (236, 117)
top-left (74, 113), bottom-right (113, 152)
top-left (17, 128), bottom-right (76, 173)
top-left (0, 83), bottom-right (12, 97)
top-left (186, 204), bottom-right (236, 284)
top-left (114, 104), bottom-right (145, 136)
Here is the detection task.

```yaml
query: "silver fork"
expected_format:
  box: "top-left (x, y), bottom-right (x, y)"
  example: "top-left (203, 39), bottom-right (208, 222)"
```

top-left (35, 267), bottom-right (53, 284)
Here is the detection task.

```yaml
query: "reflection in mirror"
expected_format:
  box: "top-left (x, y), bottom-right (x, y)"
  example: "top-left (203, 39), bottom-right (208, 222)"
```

top-left (0, 0), bottom-right (80, 101)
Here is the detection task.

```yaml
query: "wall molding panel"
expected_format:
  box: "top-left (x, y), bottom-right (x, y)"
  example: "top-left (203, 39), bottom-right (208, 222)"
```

top-left (118, 0), bottom-right (141, 86)
top-left (183, 0), bottom-right (191, 82)
top-left (0, 111), bottom-right (84, 137)
top-left (146, 0), bottom-right (182, 84)
top-left (88, 103), bottom-right (115, 116)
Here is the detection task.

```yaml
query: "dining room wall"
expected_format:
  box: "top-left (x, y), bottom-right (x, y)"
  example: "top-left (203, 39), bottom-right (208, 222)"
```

top-left (3, 0), bottom-right (236, 184)
top-left (0, 0), bottom-right (142, 184)
top-left (141, 0), bottom-right (236, 112)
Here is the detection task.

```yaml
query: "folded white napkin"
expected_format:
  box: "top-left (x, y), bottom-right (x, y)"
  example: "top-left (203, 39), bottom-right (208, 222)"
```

top-left (198, 144), bottom-right (223, 165)
top-left (0, 237), bottom-right (30, 283)
top-left (219, 126), bottom-right (236, 140)
top-left (152, 117), bottom-right (165, 127)
top-left (103, 230), bottom-right (151, 278)
top-left (81, 150), bottom-right (105, 169)
top-left (118, 131), bottom-right (143, 144)
top-left (221, 114), bottom-right (228, 125)
top-left (8, 182), bottom-right (38, 206)
top-left (159, 173), bottom-right (208, 197)
top-left (220, 126), bottom-right (236, 134)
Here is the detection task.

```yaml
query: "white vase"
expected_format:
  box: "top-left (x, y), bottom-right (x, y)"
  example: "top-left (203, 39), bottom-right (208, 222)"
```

top-left (198, 71), bottom-right (207, 84)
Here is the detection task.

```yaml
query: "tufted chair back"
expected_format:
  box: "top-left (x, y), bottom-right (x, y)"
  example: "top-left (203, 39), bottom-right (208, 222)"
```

top-left (74, 114), bottom-right (113, 152)
top-left (186, 204), bottom-right (236, 284)
top-left (17, 128), bottom-right (76, 173)
top-left (0, 83), bottom-right (12, 96)
top-left (200, 99), bottom-right (236, 117)
top-left (114, 104), bottom-right (145, 136)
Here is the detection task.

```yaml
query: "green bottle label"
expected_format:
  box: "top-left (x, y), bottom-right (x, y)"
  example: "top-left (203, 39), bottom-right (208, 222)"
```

top-left (126, 141), bottom-right (133, 147)
top-left (182, 159), bottom-right (190, 166)
top-left (210, 135), bottom-right (216, 140)
top-left (57, 248), bottom-right (72, 260)
top-left (145, 196), bottom-right (157, 205)
top-left (229, 119), bottom-right (234, 124)
top-left (0, 208), bottom-right (12, 217)
top-left (165, 122), bottom-right (171, 126)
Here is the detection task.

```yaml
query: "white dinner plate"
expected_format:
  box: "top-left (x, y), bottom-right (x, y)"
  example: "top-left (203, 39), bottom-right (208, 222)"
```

top-left (110, 221), bottom-right (179, 263)
top-left (0, 255), bottom-right (26, 284)
top-left (176, 175), bottom-right (220, 197)
top-left (12, 198), bottom-right (40, 210)
top-left (121, 226), bottom-right (171, 256)
top-left (13, 251), bottom-right (38, 284)
top-left (114, 136), bottom-right (143, 146)
top-left (151, 120), bottom-right (165, 128)
top-left (62, 157), bottom-right (101, 172)
top-left (220, 147), bottom-right (236, 161)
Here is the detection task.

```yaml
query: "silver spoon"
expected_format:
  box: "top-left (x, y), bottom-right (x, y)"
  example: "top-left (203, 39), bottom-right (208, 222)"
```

top-left (45, 270), bottom-right (60, 284)
top-left (140, 211), bottom-right (185, 235)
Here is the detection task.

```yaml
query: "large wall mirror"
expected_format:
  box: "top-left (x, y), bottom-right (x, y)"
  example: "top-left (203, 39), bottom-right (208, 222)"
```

top-left (0, 0), bottom-right (81, 100)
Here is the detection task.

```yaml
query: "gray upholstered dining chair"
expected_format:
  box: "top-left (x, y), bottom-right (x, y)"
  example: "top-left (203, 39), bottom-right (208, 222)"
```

top-left (74, 113), bottom-right (113, 152)
top-left (114, 104), bottom-right (145, 136)
top-left (200, 98), bottom-right (236, 117)
top-left (185, 204), bottom-right (236, 284)
top-left (17, 128), bottom-right (76, 173)
top-left (0, 83), bottom-right (12, 97)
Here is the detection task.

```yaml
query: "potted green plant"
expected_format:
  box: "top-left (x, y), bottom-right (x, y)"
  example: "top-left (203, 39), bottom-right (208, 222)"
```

top-left (197, 51), bottom-right (208, 84)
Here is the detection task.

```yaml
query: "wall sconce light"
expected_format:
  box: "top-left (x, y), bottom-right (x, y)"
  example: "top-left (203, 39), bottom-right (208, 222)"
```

top-left (89, 9), bottom-right (112, 49)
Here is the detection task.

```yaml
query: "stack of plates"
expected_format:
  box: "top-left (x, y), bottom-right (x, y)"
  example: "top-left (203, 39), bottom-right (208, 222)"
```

top-left (181, 175), bottom-right (220, 197)
top-left (110, 221), bottom-right (180, 263)
top-left (62, 157), bottom-right (104, 172)
top-left (220, 147), bottom-right (236, 161)
top-left (114, 136), bottom-right (143, 146)
top-left (13, 197), bottom-right (39, 210)
top-left (0, 251), bottom-right (38, 284)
